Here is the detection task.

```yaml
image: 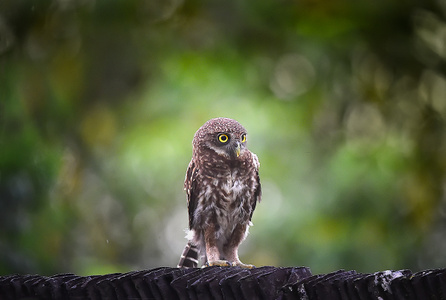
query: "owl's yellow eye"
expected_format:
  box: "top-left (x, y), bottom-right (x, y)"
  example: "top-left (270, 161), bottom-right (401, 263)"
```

top-left (218, 133), bottom-right (229, 144)
top-left (241, 134), bottom-right (246, 143)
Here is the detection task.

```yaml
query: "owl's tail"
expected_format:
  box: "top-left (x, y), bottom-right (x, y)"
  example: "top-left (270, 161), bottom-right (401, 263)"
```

top-left (177, 242), bottom-right (199, 268)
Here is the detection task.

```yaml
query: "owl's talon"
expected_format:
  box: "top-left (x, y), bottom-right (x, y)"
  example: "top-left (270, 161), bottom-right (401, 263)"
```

top-left (203, 260), bottom-right (233, 268)
top-left (234, 262), bottom-right (255, 269)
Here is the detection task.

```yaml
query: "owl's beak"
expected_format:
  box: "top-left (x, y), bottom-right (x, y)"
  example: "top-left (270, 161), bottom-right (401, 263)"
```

top-left (235, 142), bottom-right (241, 157)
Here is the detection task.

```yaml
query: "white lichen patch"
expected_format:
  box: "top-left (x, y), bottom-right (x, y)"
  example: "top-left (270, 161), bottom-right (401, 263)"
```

top-left (374, 270), bottom-right (405, 294)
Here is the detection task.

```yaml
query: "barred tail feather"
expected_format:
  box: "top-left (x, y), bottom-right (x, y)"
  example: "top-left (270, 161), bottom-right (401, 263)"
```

top-left (177, 242), bottom-right (199, 268)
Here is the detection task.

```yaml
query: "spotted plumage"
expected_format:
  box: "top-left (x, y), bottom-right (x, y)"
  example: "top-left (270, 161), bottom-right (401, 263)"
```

top-left (177, 118), bottom-right (261, 268)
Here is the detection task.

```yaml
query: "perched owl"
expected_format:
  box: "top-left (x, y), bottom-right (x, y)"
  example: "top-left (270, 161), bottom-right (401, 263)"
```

top-left (177, 118), bottom-right (261, 269)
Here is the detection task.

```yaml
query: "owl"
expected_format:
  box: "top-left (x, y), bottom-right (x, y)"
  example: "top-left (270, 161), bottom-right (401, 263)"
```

top-left (177, 117), bottom-right (261, 269)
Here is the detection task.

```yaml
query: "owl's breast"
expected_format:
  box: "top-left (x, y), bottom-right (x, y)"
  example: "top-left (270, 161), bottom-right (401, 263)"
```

top-left (217, 170), bottom-right (253, 214)
top-left (194, 154), bottom-right (257, 228)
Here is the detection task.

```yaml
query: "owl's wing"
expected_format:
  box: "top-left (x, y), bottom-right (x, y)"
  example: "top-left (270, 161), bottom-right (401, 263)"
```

top-left (250, 153), bottom-right (262, 221)
top-left (184, 159), bottom-right (199, 229)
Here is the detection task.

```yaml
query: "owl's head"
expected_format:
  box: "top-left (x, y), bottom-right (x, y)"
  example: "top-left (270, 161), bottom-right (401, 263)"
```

top-left (193, 117), bottom-right (248, 160)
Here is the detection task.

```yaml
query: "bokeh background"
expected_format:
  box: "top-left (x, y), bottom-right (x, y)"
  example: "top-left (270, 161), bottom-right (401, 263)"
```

top-left (1, 0), bottom-right (446, 276)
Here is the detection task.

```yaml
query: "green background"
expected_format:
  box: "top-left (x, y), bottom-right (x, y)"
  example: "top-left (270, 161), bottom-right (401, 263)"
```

top-left (1, 0), bottom-right (446, 276)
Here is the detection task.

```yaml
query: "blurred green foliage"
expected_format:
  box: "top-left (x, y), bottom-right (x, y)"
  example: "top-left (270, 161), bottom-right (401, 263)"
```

top-left (1, 0), bottom-right (446, 276)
